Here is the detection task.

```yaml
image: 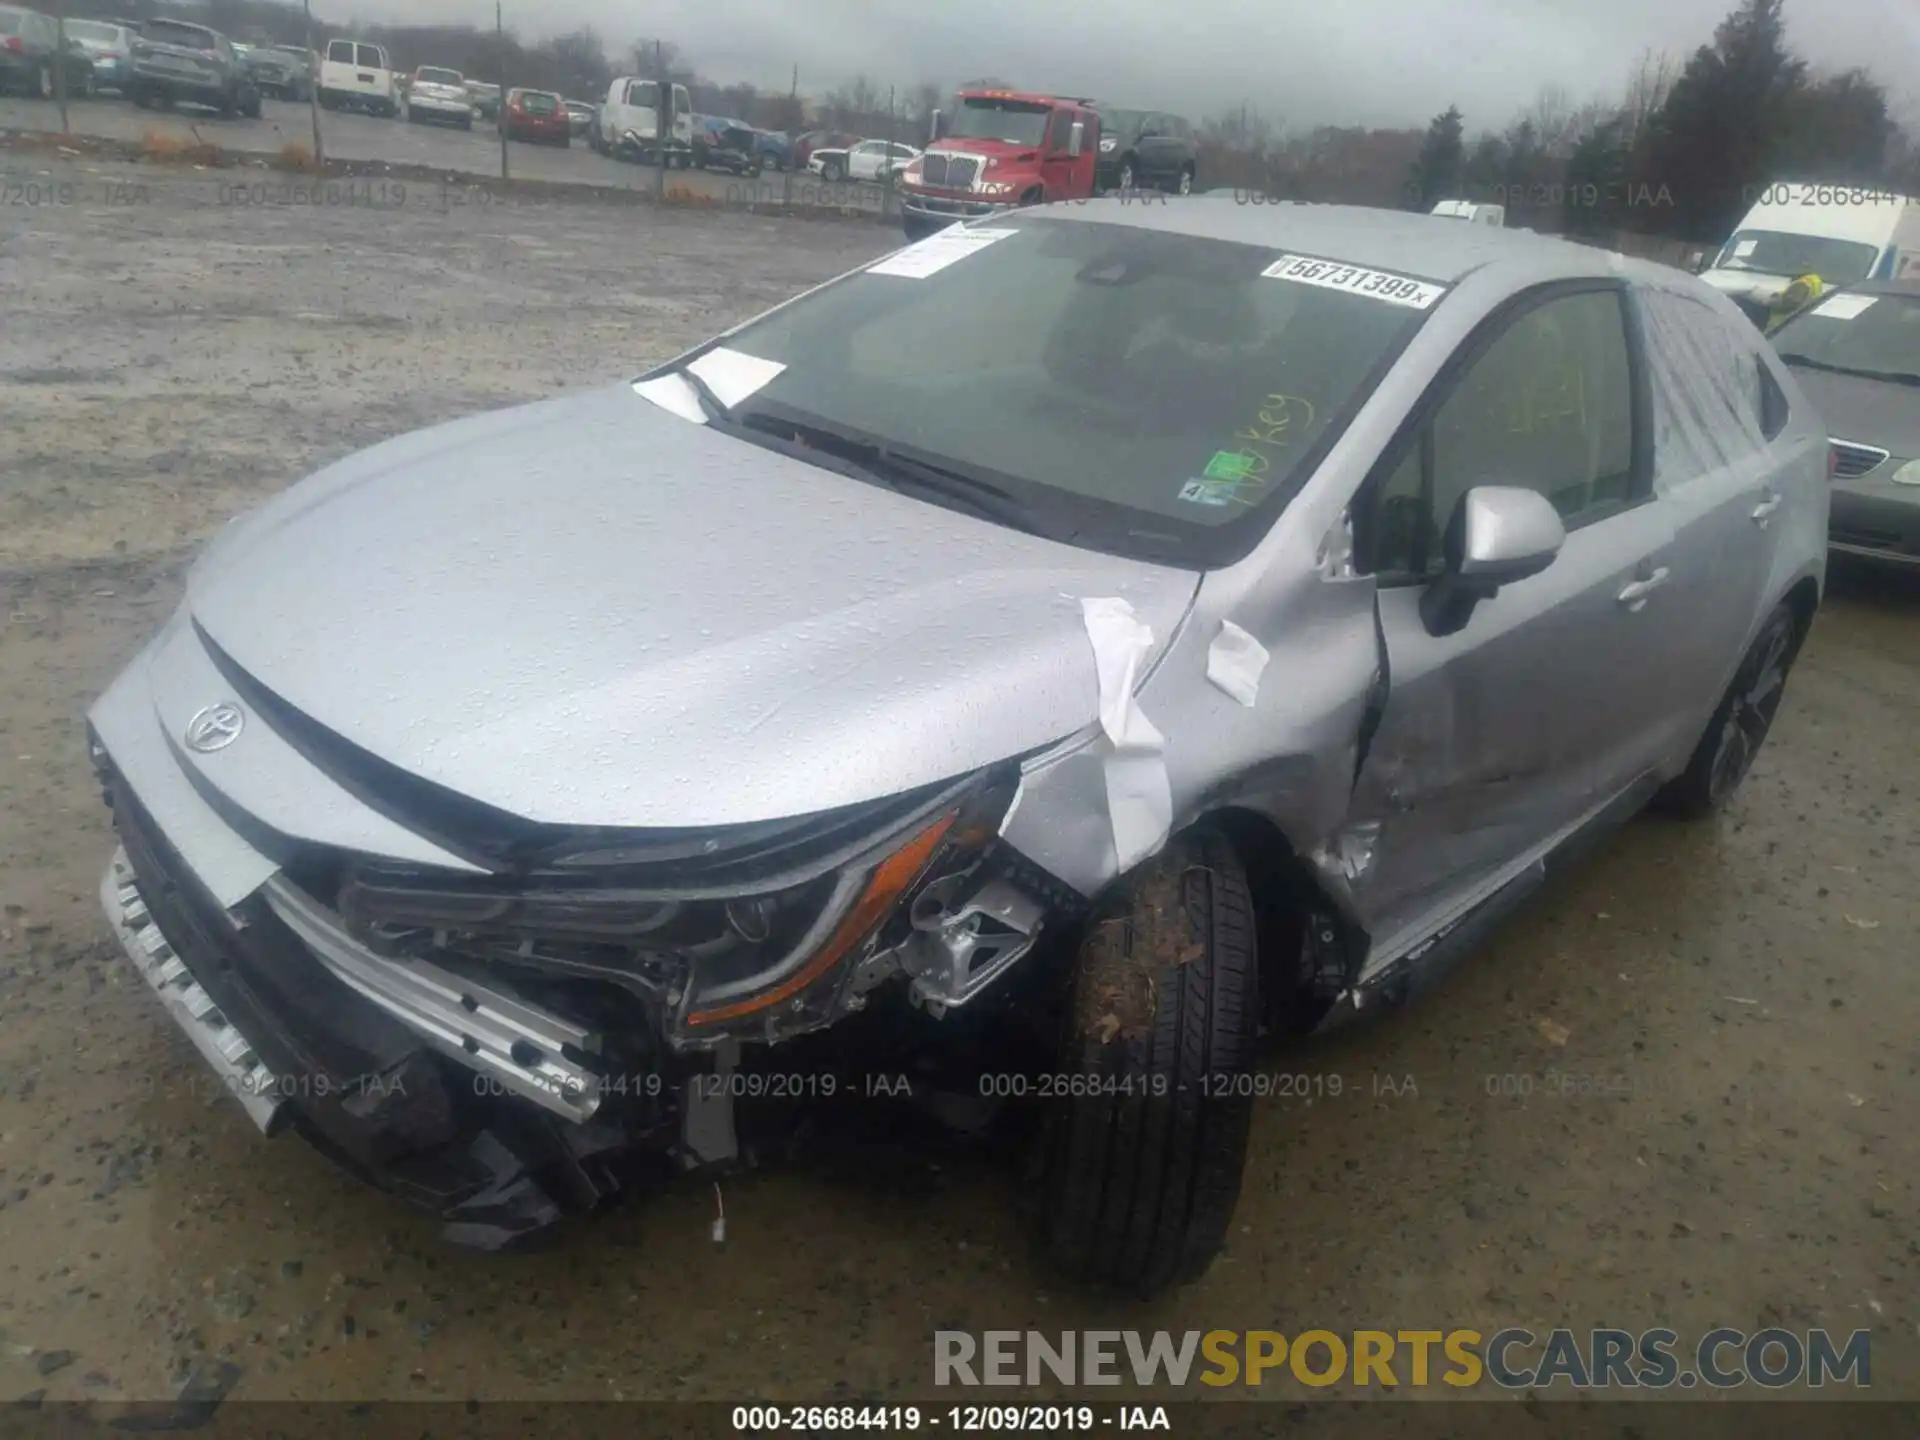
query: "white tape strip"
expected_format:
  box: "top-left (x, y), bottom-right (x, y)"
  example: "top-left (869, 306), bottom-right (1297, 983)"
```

top-left (1206, 620), bottom-right (1269, 708)
top-left (1080, 597), bottom-right (1171, 872)
top-left (686, 347), bottom-right (786, 408)
top-left (632, 374), bottom-right (708, 423)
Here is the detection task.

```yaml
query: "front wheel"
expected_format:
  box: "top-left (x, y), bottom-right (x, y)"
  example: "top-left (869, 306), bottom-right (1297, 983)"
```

top-left (1655, 599), bottom-right (1805, 818)
top-left (825, 158), bottom-right (845, 181)
top-left (1031, 829), bottom-right (1259, 1297)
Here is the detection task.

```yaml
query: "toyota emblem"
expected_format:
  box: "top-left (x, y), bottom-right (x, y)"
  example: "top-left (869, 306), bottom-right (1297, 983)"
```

top-left (184, 702), bottom-right (245, 753)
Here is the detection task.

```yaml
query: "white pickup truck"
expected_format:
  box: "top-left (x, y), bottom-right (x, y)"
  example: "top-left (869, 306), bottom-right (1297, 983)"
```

top-left (590, 76), bottom-right (693, 164)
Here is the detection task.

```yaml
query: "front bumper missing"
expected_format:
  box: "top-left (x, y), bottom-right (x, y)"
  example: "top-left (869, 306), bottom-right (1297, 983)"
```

top-left (260, 877), bottom-right (604, 1123)
top-left (100, 847), bottom-right (287, 1135)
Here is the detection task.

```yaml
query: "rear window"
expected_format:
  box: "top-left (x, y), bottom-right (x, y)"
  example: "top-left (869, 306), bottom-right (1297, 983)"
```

top-left (519, 91), bottom-right (557, 113)
top-left (147, 20), bottom-right (213, 47)
top-left (416, 67), bottom-right (461, 85)
top-left (326, 39), bottom-right (353, 62)
top-left (354, 43), bottom-right (383, 68)
top-left (624, 78), bottom-right (657, 107)
top-left (66, 19), bottom-right (123, 41)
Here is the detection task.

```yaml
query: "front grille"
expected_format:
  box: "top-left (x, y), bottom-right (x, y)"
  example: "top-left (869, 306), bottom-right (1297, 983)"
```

top-left (1831, 439), bottom-right (1890, 479)
top-left (922, 153), bottom-right (978, 189)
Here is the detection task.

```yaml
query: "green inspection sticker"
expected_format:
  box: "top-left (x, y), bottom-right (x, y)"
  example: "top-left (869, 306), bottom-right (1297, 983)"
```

top-left (1202, 450), bottom-right (1262, 482)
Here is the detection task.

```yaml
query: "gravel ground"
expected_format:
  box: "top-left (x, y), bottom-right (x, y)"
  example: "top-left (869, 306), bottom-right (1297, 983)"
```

top-left (1, 155), bottom-right (1916, 1410)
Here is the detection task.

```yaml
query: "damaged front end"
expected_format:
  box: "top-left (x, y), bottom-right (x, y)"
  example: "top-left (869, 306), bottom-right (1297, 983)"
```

top-left (94, 734), bottom-right (1062, 1248)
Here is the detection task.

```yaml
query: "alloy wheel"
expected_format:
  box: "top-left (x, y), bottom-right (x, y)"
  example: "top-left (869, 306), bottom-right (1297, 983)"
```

top-left (1706, 616), bottom-right (1794, 805)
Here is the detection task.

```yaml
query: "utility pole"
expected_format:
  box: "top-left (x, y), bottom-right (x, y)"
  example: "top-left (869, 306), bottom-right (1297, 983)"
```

top-left (304, 0), bottom-right (321, 165)
top-left (653, 38), bottom-right (667, 199)
top-left (782, 63), bottom-right (796, 208)
top-left (52, 0), bottom-right (68, 134)
top-left (497, 2), bottom-right (509, 181)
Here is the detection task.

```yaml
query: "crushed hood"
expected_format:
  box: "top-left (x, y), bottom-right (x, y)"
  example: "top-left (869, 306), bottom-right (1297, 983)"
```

top-left (183, 385), bottom-right (1197, 831)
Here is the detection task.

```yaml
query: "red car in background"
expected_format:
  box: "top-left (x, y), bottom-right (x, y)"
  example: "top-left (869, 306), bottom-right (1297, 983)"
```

top-left (502, 87), bottom-right (569, 146)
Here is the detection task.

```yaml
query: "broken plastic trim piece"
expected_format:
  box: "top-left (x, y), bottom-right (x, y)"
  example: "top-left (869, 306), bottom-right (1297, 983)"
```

top-left (1206, 620), bottom-right (1270, 708)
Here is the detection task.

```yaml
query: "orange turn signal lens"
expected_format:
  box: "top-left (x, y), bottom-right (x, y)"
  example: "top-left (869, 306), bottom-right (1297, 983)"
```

top-left (684, 812), bottom-right (956, 1027)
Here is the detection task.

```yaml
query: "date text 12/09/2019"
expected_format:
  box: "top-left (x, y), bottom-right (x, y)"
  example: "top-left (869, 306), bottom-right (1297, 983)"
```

top-left (732, 1406), bottom-right (1171, 1432)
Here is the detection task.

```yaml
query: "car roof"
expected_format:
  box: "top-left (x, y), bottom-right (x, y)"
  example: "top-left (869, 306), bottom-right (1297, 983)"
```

top-left (1028, 196), bottom-right (1642, 286)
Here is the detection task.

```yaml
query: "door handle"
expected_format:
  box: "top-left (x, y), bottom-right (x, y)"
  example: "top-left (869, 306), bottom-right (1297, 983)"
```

top-left (1751, 492), bottom-right (1783, 524)
top-left (1617, 567), bottom-right (1671, 609)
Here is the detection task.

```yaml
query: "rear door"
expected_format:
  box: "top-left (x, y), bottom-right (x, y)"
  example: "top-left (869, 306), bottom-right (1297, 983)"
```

top-left (1346, 282), bottom-right (1680, 960)
top-left (1626, 282), bottom-right (1784, 762)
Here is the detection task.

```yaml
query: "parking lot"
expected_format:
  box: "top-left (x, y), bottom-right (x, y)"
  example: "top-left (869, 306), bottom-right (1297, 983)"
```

top-left (1, 154), bottom-right (1916, 1409)
top-left (0, 92), bottom-right (903, 214)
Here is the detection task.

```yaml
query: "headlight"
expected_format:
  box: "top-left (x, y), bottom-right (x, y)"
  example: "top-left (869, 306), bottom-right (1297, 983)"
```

top-left (979, 181), bottom-right (1014, 196)
top-left (1099, 137), bottom-right (1116, 152)
top-left (1892, 459), bottom-right (1920, 487)
top-left (334, 769), bottom-right (1022, 1046)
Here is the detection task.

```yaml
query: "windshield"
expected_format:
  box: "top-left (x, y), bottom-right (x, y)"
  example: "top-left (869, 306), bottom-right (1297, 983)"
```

top-left (1714, 229), bottom-right (1881, 284)
top-left (1774, 291), bottom-right (1920, 380)
top-left (145, 21), bottom-right (213, 47)
top-left (949, 98), bottom-right (1051, 147)
top-left (700, 217), bottom-right (1433, 565)
top-left (67, 20), bottom-right (123, 42)
top-left (417, 67), bottom-right (461, 85)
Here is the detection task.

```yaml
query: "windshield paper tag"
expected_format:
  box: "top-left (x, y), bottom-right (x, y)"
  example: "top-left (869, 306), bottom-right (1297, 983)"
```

top-left (1262, 254), bottom-right (1446, 309)
top-left (1812, 293), bottom-right (1876, 320)
top-left (867, 226), bottom-right (1018, 279)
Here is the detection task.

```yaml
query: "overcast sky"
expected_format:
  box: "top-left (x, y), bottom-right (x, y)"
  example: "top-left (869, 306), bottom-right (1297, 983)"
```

top-left (345, 0), bottom-right (1918, 131)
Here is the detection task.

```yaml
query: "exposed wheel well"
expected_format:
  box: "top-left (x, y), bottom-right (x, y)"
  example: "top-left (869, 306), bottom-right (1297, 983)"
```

top-left (1783, 575), bottom-right (1819, 637)
top-left (1203, 807), bottom-right (1365, 1034)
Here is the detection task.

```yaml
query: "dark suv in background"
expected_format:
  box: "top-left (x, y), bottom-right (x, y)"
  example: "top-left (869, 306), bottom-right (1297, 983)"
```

top-left (126, 17), bottom-right (259, 116)
top-left (1094, 107), bottom-right (1197, 194)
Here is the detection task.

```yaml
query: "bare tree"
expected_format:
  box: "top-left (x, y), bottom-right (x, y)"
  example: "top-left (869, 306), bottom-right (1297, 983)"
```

top-left (1622, 47), bottom-right (1676, 142)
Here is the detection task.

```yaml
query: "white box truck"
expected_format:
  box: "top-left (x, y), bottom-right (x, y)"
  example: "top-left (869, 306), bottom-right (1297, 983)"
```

top-left (1699, 183), bottom-right (1920, 324)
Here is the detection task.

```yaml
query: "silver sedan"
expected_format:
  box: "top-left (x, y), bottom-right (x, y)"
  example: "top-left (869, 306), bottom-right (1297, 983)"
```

top-left (86, 199), bottom-right (1827, 1294)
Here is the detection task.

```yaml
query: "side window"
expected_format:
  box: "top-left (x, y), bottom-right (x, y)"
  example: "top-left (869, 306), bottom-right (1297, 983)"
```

top-left (327, 39), bottom-right (353, 63)
top-left (1758, 360), bottom-right (1790, 441)
top-left (1360, 289), bottom-right (1638, 579)
top-left (1045, 110), bottom-right (1071, 151)
top-left (1432, 289), bottom-right (1635, 530)
top-left (1635, 286), bottom-right (1769, 488)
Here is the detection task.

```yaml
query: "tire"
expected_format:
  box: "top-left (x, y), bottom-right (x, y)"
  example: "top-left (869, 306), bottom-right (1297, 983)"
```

top-left (1032, 828), bottom-right (1260, 1297)
top-left (242, 86), bottom-right (261, 119)
top-left (902, 216), bottom-right (938, 241)
top-left (1655, 600), bottom-right (1805, 818)
top-left (1118, 158), bottom-right (1135, 190)
top-left (825, 158), bottom-right (845, 181)
top-left (461, 115), bottom-right (472, 131)
top-left (217, 87), bottom-right (237, 119)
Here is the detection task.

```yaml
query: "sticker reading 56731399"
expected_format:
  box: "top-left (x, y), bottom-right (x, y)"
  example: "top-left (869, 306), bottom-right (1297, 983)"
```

top-left (1262, 254), bottom-right (1447, 309)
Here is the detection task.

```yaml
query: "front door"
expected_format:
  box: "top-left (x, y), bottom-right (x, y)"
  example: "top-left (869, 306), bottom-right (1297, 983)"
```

top-left (1038, 108), bottom-right (1077, 200)
top-left (1346, 283), bottom-right (1681, 963)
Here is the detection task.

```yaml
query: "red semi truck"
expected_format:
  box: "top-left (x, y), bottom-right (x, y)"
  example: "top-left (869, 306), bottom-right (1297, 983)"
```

top-left (895, 88), bottom-right (1102, 238)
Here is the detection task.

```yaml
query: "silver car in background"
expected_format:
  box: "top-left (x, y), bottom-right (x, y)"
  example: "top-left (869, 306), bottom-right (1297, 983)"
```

top-left (62, 17), bottom-right (134, 93)
top-left (87, 201), bottom-right (1827, 1294)
top-left (403, 64), bottom-right (473, 129)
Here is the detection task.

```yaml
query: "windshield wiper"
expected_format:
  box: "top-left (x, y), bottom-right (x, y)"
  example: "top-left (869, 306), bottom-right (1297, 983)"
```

top-left (1781, 354), bottom-right (1920, 386)
top-left (740, 414), bottom-right (1051, 537)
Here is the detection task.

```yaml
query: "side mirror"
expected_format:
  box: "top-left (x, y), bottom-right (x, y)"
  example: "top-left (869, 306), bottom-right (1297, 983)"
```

top-left (1418, 486), bottom-right (1565, 637)
top-left (929, 108), bottom-right (944, 143)
top-left (1067, 120), bottom-right (1084, 157)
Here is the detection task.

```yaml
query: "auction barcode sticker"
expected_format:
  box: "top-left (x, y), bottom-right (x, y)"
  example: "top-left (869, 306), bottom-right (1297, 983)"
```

top-left (1262, 254), bottom-right (1447, 309)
